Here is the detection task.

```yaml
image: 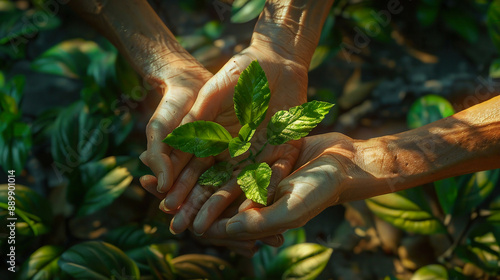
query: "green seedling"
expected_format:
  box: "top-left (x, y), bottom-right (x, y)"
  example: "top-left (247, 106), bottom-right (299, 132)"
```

top-left (163, 61), bottom-right (333, 205)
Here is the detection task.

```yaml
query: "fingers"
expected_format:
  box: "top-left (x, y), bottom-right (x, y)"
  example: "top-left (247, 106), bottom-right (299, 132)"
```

top-left (238, 151), bottom-right (297, 213)
top-left (226, 157), bottom-right (338, 240)
top-left (139, 175), bottom-right (165, 200)
top-left (144, 87), bottom-right (200, 193)
top-left (168, 183), bottom-right (216, 235)
top-left (161, 157), bottom-right (213, 211)
top-left (192, 178), bottom-right (243, 236)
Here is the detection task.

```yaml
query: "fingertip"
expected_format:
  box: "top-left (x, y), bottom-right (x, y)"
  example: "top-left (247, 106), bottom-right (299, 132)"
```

top-left (226, 219), bottom-right (244, 235)
top-left (192, 212), bottom-right (207, 237)
top-left (139, 151), bottom-right (148, 166)
top-left (155, 154), bottom-right (174, 193)
top-left (170, 214), bottom-right (189, 235)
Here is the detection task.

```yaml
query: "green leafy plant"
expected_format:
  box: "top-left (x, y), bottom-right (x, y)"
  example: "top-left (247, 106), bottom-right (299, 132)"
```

top-left (163, 60), bottom-right (334, 205)
top-left (0, 73), bottom-right (32, 173)
top-left (252, 228), bottom-right (333, 280)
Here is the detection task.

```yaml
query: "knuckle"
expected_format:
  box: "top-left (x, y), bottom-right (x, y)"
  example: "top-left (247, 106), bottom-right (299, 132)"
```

top-left (146, 119), bottom-right (164, 135)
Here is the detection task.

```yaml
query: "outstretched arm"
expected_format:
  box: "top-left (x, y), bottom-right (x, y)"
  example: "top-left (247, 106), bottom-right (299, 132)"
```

top-left (201, 95), bottom-right (500, 240)
top-left (70, 0), bottom-right (213, 191)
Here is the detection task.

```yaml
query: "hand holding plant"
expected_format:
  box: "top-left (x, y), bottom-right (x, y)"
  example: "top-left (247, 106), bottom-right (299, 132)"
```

top-left (164, 60), bottom-right (333, 205)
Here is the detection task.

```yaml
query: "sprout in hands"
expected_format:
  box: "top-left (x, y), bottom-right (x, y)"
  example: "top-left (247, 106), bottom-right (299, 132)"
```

top-left (163, 61), bottom-right (333, 205)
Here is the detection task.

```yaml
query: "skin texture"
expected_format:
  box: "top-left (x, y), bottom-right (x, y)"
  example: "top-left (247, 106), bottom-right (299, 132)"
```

top-left (73, 0), bottom-right (500, 257)
top-left (70, 0), bottom-right (212, 192)
top-left (197, 95), bottom-right (500, 241)
top-left (140, 0), bottom-right (334, 236)
top-left (70, 0), bottom-right (334, 254)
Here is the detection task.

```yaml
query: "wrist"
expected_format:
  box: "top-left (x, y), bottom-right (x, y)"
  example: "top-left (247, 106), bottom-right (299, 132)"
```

top-left (71, 0), bottom-right (207, 91)
top-left (251, 0), bottom-right (334, 66)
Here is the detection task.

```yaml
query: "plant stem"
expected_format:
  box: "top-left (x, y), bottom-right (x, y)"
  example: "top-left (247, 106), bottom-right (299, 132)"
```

top-left (254, 141), bottom-right (269, 160)
top-left (438, 210), bottom-right (480, 263)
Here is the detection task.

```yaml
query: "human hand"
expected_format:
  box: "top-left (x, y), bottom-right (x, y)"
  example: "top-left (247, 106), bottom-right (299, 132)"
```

top-left (153, 44), bottom-right (310, 235)
top-left (142, 0), bottom-right (334, 237)
top-left (140, 176), bottom-right (285, 257)
top-left (140, 57), bottom-right (213, 192)
top-left (194, 132), bottom-right (358, 240)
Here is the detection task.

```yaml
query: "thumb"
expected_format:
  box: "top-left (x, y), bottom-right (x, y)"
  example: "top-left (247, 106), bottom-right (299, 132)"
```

top-left (225, 198), bottom-right (295, 240)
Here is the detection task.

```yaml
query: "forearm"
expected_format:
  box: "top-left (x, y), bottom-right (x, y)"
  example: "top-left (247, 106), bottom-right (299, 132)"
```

top-left (69, 0), bottom-right (203, 88)
top-left (251, 0), bottom-right (334, 66)
top-left (344, 95), bottom-right (500, 202)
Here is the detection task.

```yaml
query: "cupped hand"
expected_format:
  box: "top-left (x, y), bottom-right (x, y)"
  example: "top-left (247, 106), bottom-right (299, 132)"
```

top-left (155, 45), bottom-right (310, 235)
top-left (140, 58), bottom-right (213, 192)
top-left (197, 132), bottom-right (358, 240)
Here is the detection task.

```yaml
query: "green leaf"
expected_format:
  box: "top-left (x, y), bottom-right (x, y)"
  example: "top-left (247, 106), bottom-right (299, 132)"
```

top-left (0, 185), bottom-right (52, 236)
top-left (253, 228), bottom-right (308, 278)
top-left (487, 0), bottom-right (500, 52)
top-left (51, 101), bottom-right (108, 168)
top-left (231, 0), bottom-right (266, 23)
top-left (267, 243), bottom-right (332, 279)
top-left (103, 222), bottom-right (174, 253)
top-left (171, 254), bottom-right (236, 280)
top-left (198, 161), bottom-right (233, 187)
top-left (115, 55), bottom-right (141, 101)
top-left (281, 227), bottom-right (307, 249)
top-left (453, 170), bottom-right (499, 215)
top-left (434, 177), bottom-right (458, 215)
top-left (443, 10), bottom-right (479, 44)
top-left (229, 124), bottom-right (255, 157)
top-left (407, 95), bottom-right (455, 129)
top-left (237, 162), bottom-right (272, 205)
top-left (0, 8), bottom-right (60, 45)
top-left (346, 6), bottom-right (392, 42)
top-left (267, 101), bottom-right (334, 145)
top-left (31, 39), bottom-right (101, 79)
top-left (366, 192), bottom-right (446, 234)
top-left (309, 45), bottom-right (331, 72)
top-left (411, 264), bottom-right (448, 280)
top-left (18, 245), bottom-right (64, 280)
top-left (456, 230), bottom-right (500, 274)
top-left (32, 107), bottom-right (61, 145)
top-left (129, 243), bottom-right (178, 274)
top-left (310, 14), bottom-right (341, 72)
top-left (253, 245), bottom-right (276, 279)
top-left (144, 245), bottom-right (175, 280)
top-left (490, 58), bottom-right (500, 78)
top-left (58, 241), bottom-right (140, 280)
top-left (76, 156), bottom-right (134, 216)
top-left (0, 120), bottom-right (32, 173)
top-left (163, 121), bottom-right (232, 157)
top-left (416, 0), bottom-right (441, 27)
top-left (233, 60), bottom-right (271, 128)
top-left (1, 75), bottom-right (26, 105)
top-left (489, 194), bottom-right (500, 225)
top-left (202, 20), bottom-right (224, 41)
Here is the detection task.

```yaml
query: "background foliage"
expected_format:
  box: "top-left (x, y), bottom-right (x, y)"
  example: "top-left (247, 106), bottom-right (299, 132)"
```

top-left (1, 0), bottom-right (500, 279)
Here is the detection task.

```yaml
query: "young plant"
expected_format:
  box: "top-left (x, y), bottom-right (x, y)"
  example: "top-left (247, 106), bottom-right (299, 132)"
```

top-left (163, 61), bottom-right (333, 205)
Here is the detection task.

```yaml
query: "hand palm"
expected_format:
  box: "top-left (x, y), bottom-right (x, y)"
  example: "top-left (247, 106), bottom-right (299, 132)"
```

top-left (163, 46), bottom-right (309, 234)
top-left (200, 133), bottom-right (356, 240)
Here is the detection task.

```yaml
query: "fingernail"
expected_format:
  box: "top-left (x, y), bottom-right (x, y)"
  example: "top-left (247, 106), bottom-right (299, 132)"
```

top-left (169, 217), bottom-right (178, 235)
top-left (157, 172), bottom-right (165, 193)
top-left (169, 225), bottom-right (178, 235)
top-left (227, 221), bottom-right (243, 234)
top-left (193, 231), bottom-right (205, 237)
top-left (159, 198), bottom-right (171, 212)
